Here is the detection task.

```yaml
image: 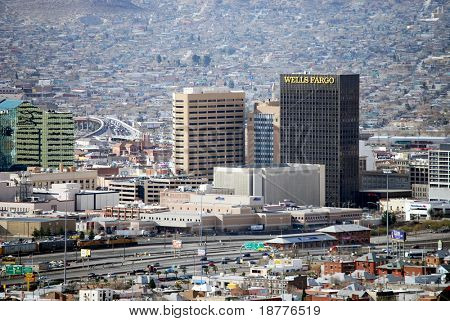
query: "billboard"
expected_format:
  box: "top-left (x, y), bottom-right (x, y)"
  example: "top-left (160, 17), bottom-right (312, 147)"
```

top-left (391, 230), bottom-right (406, 241)
top-left (172, 240), bottom-right (182, 249)
top-left (81, 249), bottom-right (91, 258)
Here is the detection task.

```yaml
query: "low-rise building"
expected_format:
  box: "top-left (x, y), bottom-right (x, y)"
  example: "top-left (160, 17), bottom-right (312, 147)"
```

top-left (0, 217), bottom-right (76, 237)
top-left (79, 289), bottom-right (114, 301)
top-left (287, 207), bottom-right (363, 230)
top-left (316, 224), bottom-right (371, 245)
top-left (7, 169), bottom-right (98, 190)
top-left (159, 189), bottom-right (264, 211)
top-left (323, 261), bottom-right (355, 275)
top-left (355, 253), bottom-right (387, 275)
top-left (265, 233), bottom-right (337, 250)
top-left (108, 176), bottom-right (208, 204)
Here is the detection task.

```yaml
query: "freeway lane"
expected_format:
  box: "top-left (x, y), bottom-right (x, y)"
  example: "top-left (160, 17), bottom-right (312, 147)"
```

top-left (19, 240), bottom-right (251, 265)
top-left (2, 232), bottom-right (449, 287)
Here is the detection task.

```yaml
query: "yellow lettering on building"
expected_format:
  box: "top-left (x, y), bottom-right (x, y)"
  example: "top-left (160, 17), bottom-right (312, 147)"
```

top-left (284, 76), bottom-right (335, 84)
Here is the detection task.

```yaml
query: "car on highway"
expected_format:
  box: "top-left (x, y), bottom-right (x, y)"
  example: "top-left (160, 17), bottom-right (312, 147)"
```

top-left (87, 273), bottom-right (97, 279)
top-left (154, 262), bottom-right (160, 267)
top-left (242, 253), bottom-right (251, 257)
top-left (200, 256), bottom-right (208, 261)
top-left (208, 262), bottom-right (216, 267)
top-left (148, 265), bottom-right (157, 273)
top-left (249, 260), bottom-right (257, 265)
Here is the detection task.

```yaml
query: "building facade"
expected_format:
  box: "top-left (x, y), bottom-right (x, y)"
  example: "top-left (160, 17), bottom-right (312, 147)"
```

top-left (0, 217), bottom-right (76, 237)
top-left (213, 163), bottom-right (325, 206)
top-left (246, 100), bottom-right (280, 165)
top-left (429, 144), bottom-right (450, 202)
top-left (108, 176), bottom-right (208, 204)
top-left (0, 100), bottom-right (21, 171)
top-left (172, 87), bottom-right (245, 180)
top-left (316, 224), bottom-right (371, 245)
top-left (79, 289), bottom-right (114, 301)
top-left (9, 169), bottom-right (98, 190)
top-left (410, 160), bottom-right (429, 200)
top-left (279, 74), bottom-right (359, 206)
top-left (288, 207), bottom-right (363, 230)
top-left (15, 102), bottom-right (74, 168)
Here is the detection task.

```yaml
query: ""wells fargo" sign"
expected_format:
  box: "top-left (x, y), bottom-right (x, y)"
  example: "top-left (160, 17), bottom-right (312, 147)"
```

top-left (283, 75), bottom-right (335, 84)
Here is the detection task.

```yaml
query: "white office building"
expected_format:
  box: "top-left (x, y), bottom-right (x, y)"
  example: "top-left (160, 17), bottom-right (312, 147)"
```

top-left (213, 164), bottom-right (325, 206)
top-left (429, 144), bottom-right (450, 202)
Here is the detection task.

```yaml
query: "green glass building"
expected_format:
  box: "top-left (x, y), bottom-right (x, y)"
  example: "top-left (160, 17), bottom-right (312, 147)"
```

top-left (0, 100), bottom-right (74, 170)
top-left (0, 100), bottom-right (21, 171)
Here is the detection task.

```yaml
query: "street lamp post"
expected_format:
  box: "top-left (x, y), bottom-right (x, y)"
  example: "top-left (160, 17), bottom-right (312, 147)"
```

top-left (63, 191), bottom-right (68, 287)
top-left (383, 169), bottom-right (392, 254)
top-left (63, 186), bottom-right (76, 287)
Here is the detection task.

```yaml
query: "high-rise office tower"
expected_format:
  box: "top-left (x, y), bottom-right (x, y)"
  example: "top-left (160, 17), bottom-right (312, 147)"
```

top-left (280, 74), bottom-right (359, 207)
top-left (3, 100), bottom-right (74, 169)
top-left (246, 100), bottom-right (280, 165)
top-left (172, 87), bottom-right (245, 180)
top-left (1, 100), bottom-right (75, 170)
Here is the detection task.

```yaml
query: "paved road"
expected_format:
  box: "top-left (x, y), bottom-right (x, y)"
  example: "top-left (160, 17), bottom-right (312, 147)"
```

top-left (2, 232), bottom-right (449, 287)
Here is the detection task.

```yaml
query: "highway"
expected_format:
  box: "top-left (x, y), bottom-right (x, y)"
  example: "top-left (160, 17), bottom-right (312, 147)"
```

top-left (2, 232), bottom-right (449, 287)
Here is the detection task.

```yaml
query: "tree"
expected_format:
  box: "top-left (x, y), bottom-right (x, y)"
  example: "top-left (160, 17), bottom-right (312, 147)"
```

top-left (301, 288), bottom-right (307, 301)
top-left (156, 271), bottom-right (161, 279)
top-left (164, 270), bottom-right (169, 279)
top-left (428, 208), bottom-right (442, 220)
top-left (203, 266), bottom-right (209, 275)
top-left (192, 54), bottom-right (201, 65)
top-left (32, 228), bottom-right (40, 239)
top-left (79, 231), bottom-right (85, 240)
top-left (39, 226), bottom-right (45, 238)
top-left (202, 55), bottom-right (211, 67)
top-left (381, 211), bottom-right (396, 226)
top-left (174, 270), bottom-right (179, 279)
top-left (230, 267), bottom-right (237, 275)
top-left (88, 230), bottom-right (95, 240)
top-left (149, 278), bottom-right (156, 289)
top-left (181, 266), bottom-right (187, 276)
top-left (45, 227), bottom-right (51, 237)
top-left (212, 265), bottom-right (218, 275)
top-left (58, 226), bottom-right (65, 236)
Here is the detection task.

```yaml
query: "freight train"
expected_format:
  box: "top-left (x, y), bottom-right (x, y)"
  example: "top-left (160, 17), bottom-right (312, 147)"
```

top-left (0, 237), bottom-right (138, 257)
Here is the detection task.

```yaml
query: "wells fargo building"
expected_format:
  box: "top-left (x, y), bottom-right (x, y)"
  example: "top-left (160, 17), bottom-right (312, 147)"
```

top-left (280, 74), bottom-right (359, 207)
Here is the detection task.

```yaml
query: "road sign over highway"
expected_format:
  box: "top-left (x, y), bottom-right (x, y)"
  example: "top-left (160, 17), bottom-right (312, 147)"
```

top-left (243, 241), bottom-right (266, 251)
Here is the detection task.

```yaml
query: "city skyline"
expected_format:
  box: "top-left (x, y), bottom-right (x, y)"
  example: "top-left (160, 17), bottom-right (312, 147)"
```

top-left (0, 0), bottom-right (448, 308)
